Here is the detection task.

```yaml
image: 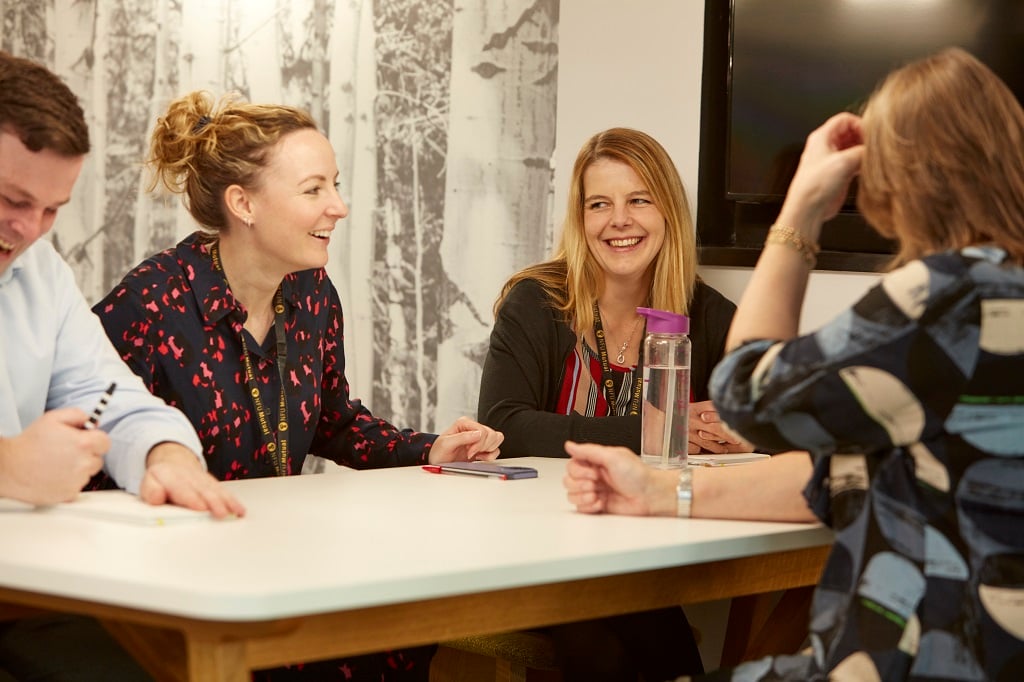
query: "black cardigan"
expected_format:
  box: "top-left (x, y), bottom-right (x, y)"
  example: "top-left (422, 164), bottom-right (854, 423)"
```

top-left (478, 279), bottom-right (737, 458)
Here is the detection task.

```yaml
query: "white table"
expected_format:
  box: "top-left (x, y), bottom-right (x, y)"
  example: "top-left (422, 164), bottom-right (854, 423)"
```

top-left (0, 457), bottom-right (833, 680)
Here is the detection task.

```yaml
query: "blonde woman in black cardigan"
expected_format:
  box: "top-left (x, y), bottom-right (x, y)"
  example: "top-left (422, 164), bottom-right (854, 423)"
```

top-left (479, 127), bottom-right (748, 459)
top-left (478, 127), bottom-right (748, 682)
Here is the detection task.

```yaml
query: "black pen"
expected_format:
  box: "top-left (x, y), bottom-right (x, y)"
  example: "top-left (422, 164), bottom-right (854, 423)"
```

top-left (84, 382), bottom-right (117, 430)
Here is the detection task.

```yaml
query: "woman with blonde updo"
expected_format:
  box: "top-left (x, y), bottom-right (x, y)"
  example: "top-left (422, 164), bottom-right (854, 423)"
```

top-left (93, 91), bottom-right (503, 681)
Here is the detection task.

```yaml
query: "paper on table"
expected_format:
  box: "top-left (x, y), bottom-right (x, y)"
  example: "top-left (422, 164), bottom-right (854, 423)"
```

top-left (687, 453), bottom-right (771, 467)
top-left (47, 490), bottom-right (213, 526)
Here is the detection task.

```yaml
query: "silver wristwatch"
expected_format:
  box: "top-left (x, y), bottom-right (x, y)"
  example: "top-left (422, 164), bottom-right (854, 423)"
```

top-left (676, 467), bottom-right (693, 518)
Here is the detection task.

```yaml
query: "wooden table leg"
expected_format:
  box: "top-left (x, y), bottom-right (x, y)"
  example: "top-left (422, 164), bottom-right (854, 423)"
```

top-left (104, 620), bottom-right (249, 682)
top-left (103, 620), bottom-right (187, 682)
top-left (740, 585), bottom-right (814, 661)
top-left (719, 586), bottom-right (815, 667)
top-left (185, 633), bottom-right (248, 682)
top-left (720, 592), bottom-right (777, 667)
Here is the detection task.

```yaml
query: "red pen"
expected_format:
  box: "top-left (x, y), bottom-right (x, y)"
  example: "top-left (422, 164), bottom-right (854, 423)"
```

top-left (421, 462), bottom-right (538, 480)
top-left (422, 464), bottom-right (504, 479)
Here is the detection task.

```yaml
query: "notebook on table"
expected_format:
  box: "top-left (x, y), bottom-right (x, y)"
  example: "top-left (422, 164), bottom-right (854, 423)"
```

top-left (687, 452), bottom-right (771, 467)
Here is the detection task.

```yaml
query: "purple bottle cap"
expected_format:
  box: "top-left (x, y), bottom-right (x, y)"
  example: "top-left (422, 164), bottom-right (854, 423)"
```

top-left (636, 307), bottom-right (689, 334)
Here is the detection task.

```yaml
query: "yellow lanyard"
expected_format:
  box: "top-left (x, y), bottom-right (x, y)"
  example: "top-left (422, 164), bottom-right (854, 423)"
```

top-left (210, 242), bottom-right (290, 476)
top-left (592, 302), bottom-right (644, 417)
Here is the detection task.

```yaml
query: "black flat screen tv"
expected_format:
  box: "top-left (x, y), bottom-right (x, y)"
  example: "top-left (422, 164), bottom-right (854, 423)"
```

top-left (727, 0), bottom-right (1024, 206)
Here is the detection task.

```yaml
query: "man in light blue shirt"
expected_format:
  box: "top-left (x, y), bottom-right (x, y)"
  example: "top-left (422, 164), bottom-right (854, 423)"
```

top-left (0, 50), bottom-right (244, 680)
top-left (0, 52), bottom-right (244, 515)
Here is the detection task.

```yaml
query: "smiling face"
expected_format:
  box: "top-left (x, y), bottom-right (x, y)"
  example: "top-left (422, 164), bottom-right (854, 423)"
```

top-left (582, 157), bottom-right (666, 289)
top-left (0, 130), bottom-right (84, 276)
top-left (245, 128), bottom-right (348, 276)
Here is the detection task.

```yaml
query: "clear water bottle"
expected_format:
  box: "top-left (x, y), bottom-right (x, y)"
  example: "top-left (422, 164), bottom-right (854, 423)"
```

top-left (637, 307), bottom-right (691, 469)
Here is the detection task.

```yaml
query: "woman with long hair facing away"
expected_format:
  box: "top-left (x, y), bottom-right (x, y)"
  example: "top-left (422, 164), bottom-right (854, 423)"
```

top-left (565, 47), bottom-right (1024, 681)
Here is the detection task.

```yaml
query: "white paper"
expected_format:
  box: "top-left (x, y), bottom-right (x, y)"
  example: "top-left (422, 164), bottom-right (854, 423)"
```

top-left (46, 490), bottom-right (212, 526)
top-left (687, 452), bottom-right (771, 467)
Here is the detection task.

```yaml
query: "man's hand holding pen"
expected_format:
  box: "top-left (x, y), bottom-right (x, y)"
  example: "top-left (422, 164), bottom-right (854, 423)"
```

top-left (0, 407), bottom-right (108, 506)
top-left (0, 382), bottom-right (244, 517)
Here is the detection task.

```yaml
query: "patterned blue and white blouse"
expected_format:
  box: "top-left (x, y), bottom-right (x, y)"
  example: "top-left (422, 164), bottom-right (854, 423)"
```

top-left (709, 246), bottom-right (1024, 680)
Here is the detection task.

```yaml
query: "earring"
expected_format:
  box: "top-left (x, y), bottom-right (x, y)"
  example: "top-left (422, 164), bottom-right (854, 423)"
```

top-left (244, 217), bottom-right (254, 228)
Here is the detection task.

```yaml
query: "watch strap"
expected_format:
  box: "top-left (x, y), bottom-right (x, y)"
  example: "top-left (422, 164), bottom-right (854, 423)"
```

top-left (676, 467), bottom-right (693, 518)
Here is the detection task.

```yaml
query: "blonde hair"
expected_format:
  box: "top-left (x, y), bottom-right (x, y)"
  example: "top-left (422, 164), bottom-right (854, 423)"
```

top-left (496, 127), bottom-right (699, 332)
top-left (147, 91), bottom-right (317, 231)
top-left (858, 47), bottom-right (1024, 265)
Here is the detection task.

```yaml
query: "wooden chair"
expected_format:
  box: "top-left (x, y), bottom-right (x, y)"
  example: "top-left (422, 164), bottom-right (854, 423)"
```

top-left (432, 630), bottom-right (562, 682)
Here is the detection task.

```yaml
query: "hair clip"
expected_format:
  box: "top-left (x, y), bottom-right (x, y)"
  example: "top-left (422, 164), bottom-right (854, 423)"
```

top-left (192, 115), bottom-right (212, 134)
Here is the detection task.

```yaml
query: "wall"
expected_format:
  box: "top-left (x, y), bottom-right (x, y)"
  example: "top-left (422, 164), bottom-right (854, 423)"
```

top-left (556, 0), bottom-right (879, 333)
top-left (6, 0), bottom-right (558, 434)
top-left (11, 0), bottom-right (880, 434)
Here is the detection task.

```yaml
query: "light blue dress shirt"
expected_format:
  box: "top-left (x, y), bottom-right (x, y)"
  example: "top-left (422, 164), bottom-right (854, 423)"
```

top-left (0, 240), bottom-right (203, 494)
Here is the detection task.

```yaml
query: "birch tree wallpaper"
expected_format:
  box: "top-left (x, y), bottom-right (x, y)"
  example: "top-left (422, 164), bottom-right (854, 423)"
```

top-left (2, 0), bottom-right (559, 437)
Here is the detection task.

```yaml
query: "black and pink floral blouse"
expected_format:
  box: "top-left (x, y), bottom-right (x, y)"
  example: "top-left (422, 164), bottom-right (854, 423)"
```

top-left (94, 232), bottom-right (435, 480)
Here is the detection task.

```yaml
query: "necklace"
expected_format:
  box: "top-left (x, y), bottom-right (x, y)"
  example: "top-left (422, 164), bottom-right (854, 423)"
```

top-left (596, 304), bottom-right (643, 365)
top-left (614, 315), bottom-right (643, 364)
top-left (591, 303), bottom-right (645, 416)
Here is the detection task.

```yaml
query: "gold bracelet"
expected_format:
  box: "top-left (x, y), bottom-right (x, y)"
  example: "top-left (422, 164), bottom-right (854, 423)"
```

top-left (765, 224), bottom-right (820, 268)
